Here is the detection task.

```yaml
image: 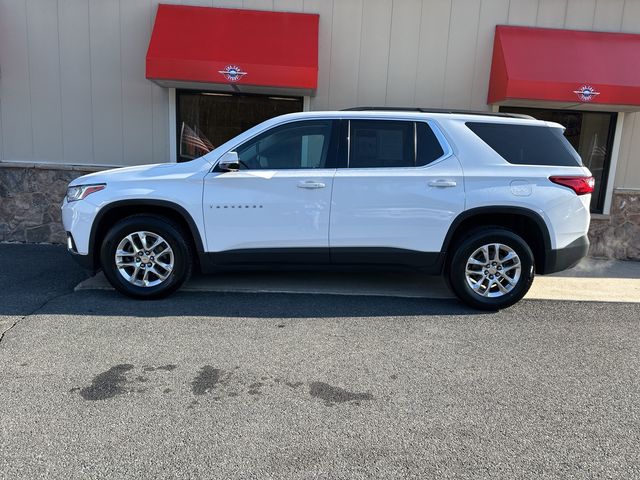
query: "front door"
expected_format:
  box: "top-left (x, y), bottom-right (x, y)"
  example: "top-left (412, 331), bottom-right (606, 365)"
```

top-left (203, 119), bottom-right (337, 264)
top-left (329, 119), bottom-right (465, 267)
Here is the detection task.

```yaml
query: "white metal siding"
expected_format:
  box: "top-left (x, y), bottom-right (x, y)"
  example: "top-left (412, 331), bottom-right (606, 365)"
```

top-left (356, 0), bottom-right (392, 107)
top-left (386, 0), bottom-right (422, 106)
top-left (0, 0), bottom-right (639, 189)
top-left (1, 0), bottom-right (33, 161)
top-left (59, 0), bottom-right (94, 166)
top-left (615, 1), bottom-right (640, 190)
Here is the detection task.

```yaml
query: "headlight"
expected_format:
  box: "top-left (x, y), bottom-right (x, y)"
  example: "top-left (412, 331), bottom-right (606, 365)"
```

top-left (66, 184), bottom-right (106, 202)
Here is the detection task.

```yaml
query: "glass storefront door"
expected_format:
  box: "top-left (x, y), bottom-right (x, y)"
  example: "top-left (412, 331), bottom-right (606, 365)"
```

top-left (176, 90), bottom-right (303, 163)
top-left (500, 107), bottom-right (617, 213)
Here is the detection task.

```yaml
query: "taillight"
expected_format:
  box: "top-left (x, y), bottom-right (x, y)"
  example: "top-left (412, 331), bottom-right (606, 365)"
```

top-left (549, 176), bottom-right (595, 195)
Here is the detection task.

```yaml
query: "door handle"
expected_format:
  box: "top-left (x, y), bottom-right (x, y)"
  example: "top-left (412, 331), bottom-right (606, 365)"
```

top-left (297, 181), bottom-right (326, 189)
top-left (428, 179), bottom-right (457, 188)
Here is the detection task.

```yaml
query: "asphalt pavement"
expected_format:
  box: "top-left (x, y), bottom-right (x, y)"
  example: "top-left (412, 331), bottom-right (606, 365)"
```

top-left (0, 243), bottom-right (87, 343)
top-left (76, 257), bottom-right (640, 303)
top-left (1, 244), bottom-right (639, 479)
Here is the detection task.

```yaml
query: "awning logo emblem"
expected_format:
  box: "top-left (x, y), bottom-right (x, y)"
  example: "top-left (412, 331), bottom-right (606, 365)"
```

top-left (573, 85), bottom-right (600, 102)
top-left (219, 65), bottom-right (247, 82)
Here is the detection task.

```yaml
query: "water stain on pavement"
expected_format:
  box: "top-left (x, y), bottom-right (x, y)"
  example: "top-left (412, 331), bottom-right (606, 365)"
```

top-left (309, 382), bottom-right (374, 406)
top-left (191, 365), bottom-right (223, 395)
top-left (79, 364), bottom-right (134, 401)
top-left (248, 382), bottom-right (263, 395)
top-left (75, 365), bottom-right (373, 408)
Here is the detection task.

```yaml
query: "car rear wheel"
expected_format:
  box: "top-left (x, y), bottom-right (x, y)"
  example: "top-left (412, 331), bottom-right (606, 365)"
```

top-left (101, 215), bottom-right (192, 299)
top-left (448, 228), bottom-right (535, 310)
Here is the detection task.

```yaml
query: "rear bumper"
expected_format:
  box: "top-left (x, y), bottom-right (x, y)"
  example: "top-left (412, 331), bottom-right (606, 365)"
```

top-left (541, 235), bottom-right (589, 274)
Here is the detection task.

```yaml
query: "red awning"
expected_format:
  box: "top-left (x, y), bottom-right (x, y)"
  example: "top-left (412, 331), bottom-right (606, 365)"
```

top-left (146, 4), bottom-right (319, 94)
top-left (488, 25), bottom-right (640, 108)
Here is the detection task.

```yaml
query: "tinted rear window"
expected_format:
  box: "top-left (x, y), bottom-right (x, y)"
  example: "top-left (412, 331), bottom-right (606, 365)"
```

top-left (466, 122), bottom-right (582, 167)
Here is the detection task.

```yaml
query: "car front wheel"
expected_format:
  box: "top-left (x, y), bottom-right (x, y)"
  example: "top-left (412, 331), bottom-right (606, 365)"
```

top-left (448, 228), bottom-right (535, 310)
top-left (100, 215), bottom-right (192, 299)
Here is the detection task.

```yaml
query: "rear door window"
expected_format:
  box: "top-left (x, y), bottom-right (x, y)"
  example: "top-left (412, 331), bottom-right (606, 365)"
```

top-left (348, 120), bottom-right (445, 168)
top-left (349, 120), bottom-right (414, 168)
top-left (466, 122), bottom-right (582, 167)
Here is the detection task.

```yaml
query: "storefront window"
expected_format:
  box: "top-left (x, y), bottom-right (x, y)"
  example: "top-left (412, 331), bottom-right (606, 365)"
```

top-left (500, 107), bottom-right (617, 213)
top-left (176, 90), bottom-right (303, 163)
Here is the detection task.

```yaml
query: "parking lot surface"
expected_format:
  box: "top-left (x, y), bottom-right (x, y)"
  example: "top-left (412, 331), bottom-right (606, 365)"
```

top-left (1, 244), bottom-right (639, 479)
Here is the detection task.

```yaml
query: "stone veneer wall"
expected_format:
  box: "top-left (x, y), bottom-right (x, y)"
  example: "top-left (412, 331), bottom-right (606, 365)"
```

top-left (0, 163), bottom-right (101, 244)
top-left (1, 163), bottom-right (639, 261)
top-left (588, 190), bottom-right (640, 261)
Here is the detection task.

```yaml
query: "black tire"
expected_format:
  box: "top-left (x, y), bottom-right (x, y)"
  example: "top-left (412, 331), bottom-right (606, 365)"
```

top-left (100, 215), bottom-right (193, 299)
top-left (447, 228), bottom-right (535, 310)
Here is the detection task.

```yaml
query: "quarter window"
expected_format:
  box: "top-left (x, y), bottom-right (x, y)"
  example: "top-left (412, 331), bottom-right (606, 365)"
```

top-left (466, 122), bottom-right (582, 167)
top-left (348, 120), bottom-right (444, 168)
top-left (417, 122), bottom-right (445, 166)
top-left (236, 120), bottom-right (333, 170)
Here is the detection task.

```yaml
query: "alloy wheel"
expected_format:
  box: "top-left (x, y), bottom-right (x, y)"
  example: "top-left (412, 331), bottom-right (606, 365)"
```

top-left (114, 231), bottom-right (174, 287)
top-left (464, 243), bottom-right (522, 298)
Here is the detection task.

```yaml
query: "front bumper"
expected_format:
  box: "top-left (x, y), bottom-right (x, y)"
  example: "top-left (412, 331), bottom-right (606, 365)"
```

top-left (66, 232), bottom-right (97, 271)
top-left (541, 235), bottom-right (589, 274)
top-left (61, 196), bottom-right (101, 255)
top-left (69, 250), bottom-right (96, 272)
top-left (62, 197), bottom-right (101, 273)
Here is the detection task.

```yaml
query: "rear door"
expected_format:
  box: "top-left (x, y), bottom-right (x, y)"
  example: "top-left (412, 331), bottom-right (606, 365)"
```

top-left (329, 118), bottom-right (465, 266)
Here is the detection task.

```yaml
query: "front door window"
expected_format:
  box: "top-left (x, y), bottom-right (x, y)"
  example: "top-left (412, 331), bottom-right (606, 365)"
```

top-left (236, 121), bottom-right (333, 170)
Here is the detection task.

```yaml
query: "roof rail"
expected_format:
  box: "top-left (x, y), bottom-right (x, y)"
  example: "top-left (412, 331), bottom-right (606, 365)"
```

top-left (342, 106), bottom-right (535, 120)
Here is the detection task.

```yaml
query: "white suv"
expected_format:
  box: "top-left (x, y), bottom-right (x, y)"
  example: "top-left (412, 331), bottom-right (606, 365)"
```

top-left (62, 108), bottom-right (593, 309)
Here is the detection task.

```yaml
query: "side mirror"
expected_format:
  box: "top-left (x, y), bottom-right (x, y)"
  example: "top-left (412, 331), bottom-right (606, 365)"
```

top-left (216, 151), bottom-right (240, 172)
